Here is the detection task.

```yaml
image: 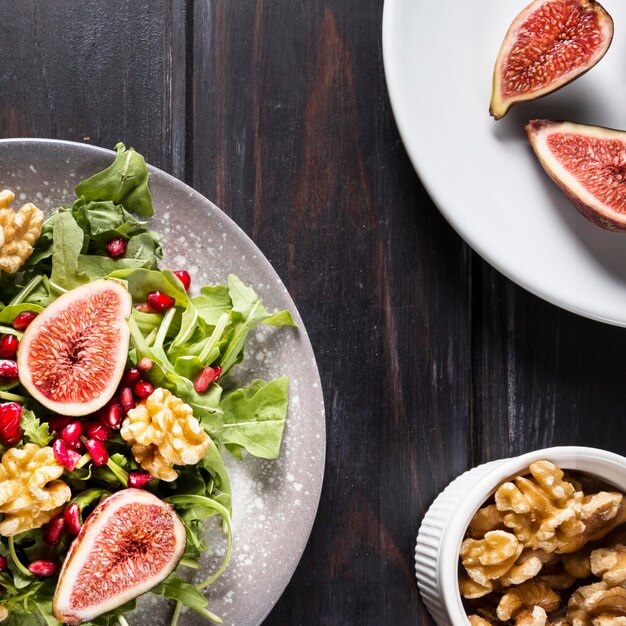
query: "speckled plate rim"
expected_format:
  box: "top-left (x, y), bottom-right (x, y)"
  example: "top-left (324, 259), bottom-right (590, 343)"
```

top-left (0, 137), bottom-right (326, 625)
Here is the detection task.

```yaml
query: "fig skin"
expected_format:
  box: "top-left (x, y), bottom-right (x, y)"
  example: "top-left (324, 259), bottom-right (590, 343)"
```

top-left (17, 279), bottom-right (132, 416)
top-left (491, 0), bottom-right (614, 120)
top-left (52, 489), bottom-right (186, 624)
top-left (527, 119), bottom-right (626, 231)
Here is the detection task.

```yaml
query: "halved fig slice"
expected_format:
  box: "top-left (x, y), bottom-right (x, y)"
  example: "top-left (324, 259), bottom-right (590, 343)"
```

top-left (527, 119), bottom-right (626, 231)
top-left (17, 279), bottom-right (132, 416)
top-left (53, 489), bottom-right (186, 624)
top-left (491, 0), bottom-right (613, 120)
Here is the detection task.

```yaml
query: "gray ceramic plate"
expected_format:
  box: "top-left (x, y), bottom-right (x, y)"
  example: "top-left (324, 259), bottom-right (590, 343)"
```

top-left (0, 139), bottom-right (326, 625)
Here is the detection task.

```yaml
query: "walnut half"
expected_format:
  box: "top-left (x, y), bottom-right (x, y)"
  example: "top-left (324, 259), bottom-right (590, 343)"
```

top-left (121, 387), bottom-right (212, 481)
top-left (0, 189), bottom-right (44, 274)
top-left (0, 444), bottom-right (71, 536)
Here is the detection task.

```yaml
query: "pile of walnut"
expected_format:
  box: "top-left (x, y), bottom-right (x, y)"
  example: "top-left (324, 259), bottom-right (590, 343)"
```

top-left (460, 461), bottom-right (626, 626)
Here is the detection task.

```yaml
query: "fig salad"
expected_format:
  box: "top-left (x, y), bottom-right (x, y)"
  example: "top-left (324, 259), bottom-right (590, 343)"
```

top-left (0, 144), bottom-right (296, 625)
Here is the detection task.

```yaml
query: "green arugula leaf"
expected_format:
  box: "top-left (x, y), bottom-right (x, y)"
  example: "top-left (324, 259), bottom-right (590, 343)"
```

top-left (20, 409), bottom-right (53, 446)
top-left (219, 377), bottom-right (289, 459)
top-left (0, 304), bottom-right (43, 326)
top-left (191, 286), bottom-right (232, 326)
top-left (49, 210), bottom-right (87, 291)
top-left (152, 574), bottom-right (210, 612)
top-left (263, 309), bottom-right (297, 327)
top-left (72, 199), bottom-right (144, 237)
top-left (75, 143), bottom-right (153, 216)
top-left (108, 268), bottom-right (188, 306)
top-left (218, 276), bottom-right (293, 375)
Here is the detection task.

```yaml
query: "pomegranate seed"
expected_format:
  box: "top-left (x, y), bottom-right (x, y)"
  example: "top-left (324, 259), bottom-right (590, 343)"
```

top-left (28, 560), bottom-right (57, 577)
top-left (128, 472), bottom-right (154, 489)
top-left (0, 335), bottom-right (18, 357)
top-left (43, 516), bottom-right (65, 545)
top-left (85, 421), bottom-right (111, 441)
top-left (146, 291), bottom-right (175, 312)
top-left (12, 311), bottom-right (37, 331)
top-left (134, 380), bottom-right (154, 399)
top-left (0, 360), bottom-right (18, 379)
top-left (48, 414), bottom-right (73, 434)
top-left (134, 302), bottom-right (157, 314)
top-left (53, 438), bottom-right (81, 471)
top-left (61, 422), bottom-right (83, 449)
top-left (0, 556), bottom-right (6, 572)
top-left (101, 400), bottom-right (122, 429)
top-left (0, 402), bottom-right (22, 446)
top-left (123, 367), bottom-right (141, 385)
top-left (194, 366), bottom-right (222, 393)
top-left (106, 237), bottom-right (126, 258)
top-left (137, 357), bottom-right (153, 372)
top-left (1, 430), bottom-right (21, 446)
top-left (174, 270), bottom-right (191, 291)
top-left (52, 438), bottom-right (68, 464)
top-left (119, 387), bottom-right (135, 414)
top-left (85, 438), bottom-right (109, 466)
top-left (64, 503), bottom-right (82, 535)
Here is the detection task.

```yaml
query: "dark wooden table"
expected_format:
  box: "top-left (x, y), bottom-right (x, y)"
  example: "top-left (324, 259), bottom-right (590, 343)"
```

top-left (4, 1), bottom-right (626, 624)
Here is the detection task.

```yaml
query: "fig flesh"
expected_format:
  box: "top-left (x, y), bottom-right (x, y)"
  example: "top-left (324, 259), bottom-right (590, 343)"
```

top-left (17, 279), bottom-right (132, 416)
top-left (52, 489), bottom-right (186, 624)
top-left (527, 119), bottom-right (626, 231)
top-left (490, 0), bottom-right (613, 120)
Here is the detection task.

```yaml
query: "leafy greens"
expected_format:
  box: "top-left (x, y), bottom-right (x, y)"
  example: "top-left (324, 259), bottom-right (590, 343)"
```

top-left (0, 143), bottom-right (296, 625)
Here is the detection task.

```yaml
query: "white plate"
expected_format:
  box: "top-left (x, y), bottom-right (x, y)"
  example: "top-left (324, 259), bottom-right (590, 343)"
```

top-left (0, 139), bottom-right (326, 625)
top-left (383, 0), bottom-right (626, 326)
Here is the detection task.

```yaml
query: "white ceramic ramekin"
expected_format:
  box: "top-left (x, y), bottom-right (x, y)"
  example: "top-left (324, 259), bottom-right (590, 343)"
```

top-left (415, 446), bottom-right (626, 626)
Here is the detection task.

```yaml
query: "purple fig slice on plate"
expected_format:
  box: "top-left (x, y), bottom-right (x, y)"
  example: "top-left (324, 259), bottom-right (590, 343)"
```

top-left (490, 0), bottom-right (613, 120)
top-left (527, 119), bottom-right (626, 231)
top-left (52, 489), bottom-right (186, 625)
top-left (17, 278), bottom-right (132, 416)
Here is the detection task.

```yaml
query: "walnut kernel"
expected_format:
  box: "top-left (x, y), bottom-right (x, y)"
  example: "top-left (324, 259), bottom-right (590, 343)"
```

top-left (0, 444), bottom-right (71, 536)
top-left (121, 387), bottom-right (211, 481)
top-left (0, 190), bottom-right (44, 274)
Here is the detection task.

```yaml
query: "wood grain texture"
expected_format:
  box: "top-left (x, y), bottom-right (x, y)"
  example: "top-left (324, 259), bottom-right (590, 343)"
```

top-left (190, 2), bottom-right (472, 623)
top-left (473, 265), bottom-right (626, 463)
top-left (0, 0), bottom-right (179, 170)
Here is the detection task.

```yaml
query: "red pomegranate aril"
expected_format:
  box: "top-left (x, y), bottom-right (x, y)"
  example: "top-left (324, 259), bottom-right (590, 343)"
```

top-left (85, 421), bottom-right (111, 441)
top-left (53, 438), bottom-right (81, 472)
top-left (1, 430), bottom-right (21, 446)
top-left (85, 438), bottom-right (108, 466)
top-left (61, 422), bottom-right (83, 449)
top-left (0, 360), bottom-right (18, 379)
top-left (105, 237), bottom-right (127, 259)
top-left (29, 560), bottom-right (57, 577)
top-left (12, 311), bottom-right (38, 331)
top-left (146, 291), bottom-right (175, 312)
top-left (173, 270), bottom-right (191, 291)
top-left (0, 402), bottom-right (22, 431)
top-left (137, 357), bottom-right (153, 372)
top-left (134, 302), bottom-right (157, 314)
top-left (0, 555), bottom-right (6, 572)
top-left (134, 380), bottom-right (154, 399)
top-left (101, 400), bottom-right (122, 429)
top-left (43, 516), bottom-right (65, 545)
top-left (194, 365), bottom-right (222, 393)
top-left (0, 402), bottom-right (23, 446)
top-left (122, 367), bottom-right (141, 385)
top-left (64, 503), bottom-right (82, 535)
top-left (0, 334), bottom-right (18, 357)
top-left (119, 386), bottom-right (135, 414)
top-left (128, 471), bottom-right (154, 489)
top-left (48, 414), bottom-right (73, 434)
